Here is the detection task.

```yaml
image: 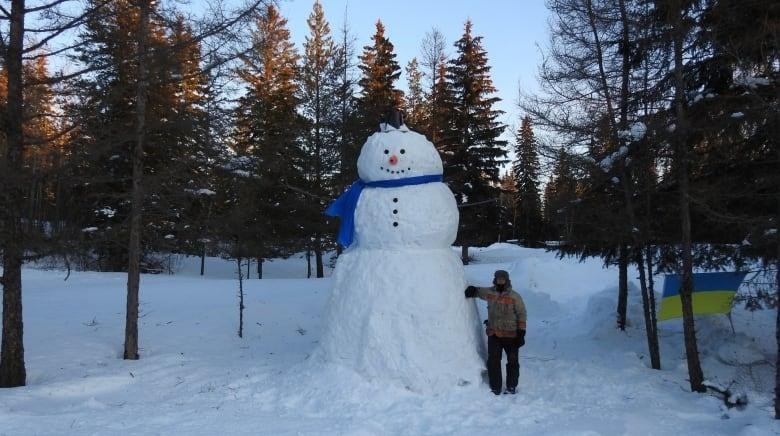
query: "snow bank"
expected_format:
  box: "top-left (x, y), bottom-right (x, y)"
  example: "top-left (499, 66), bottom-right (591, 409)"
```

top-left (2, 250), bottom-right (778, 435)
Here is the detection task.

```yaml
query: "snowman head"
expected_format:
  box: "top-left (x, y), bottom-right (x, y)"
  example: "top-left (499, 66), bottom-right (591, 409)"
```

top-left (357, 123), bottom-right (443, 182)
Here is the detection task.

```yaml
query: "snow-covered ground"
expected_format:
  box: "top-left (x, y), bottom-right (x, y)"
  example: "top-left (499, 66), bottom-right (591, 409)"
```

top-left (1, 244), bottom-right (778, 435)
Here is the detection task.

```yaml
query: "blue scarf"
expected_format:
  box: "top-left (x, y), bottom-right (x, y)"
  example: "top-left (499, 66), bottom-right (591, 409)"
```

top-left (325, 174), bottom-right (444, 247)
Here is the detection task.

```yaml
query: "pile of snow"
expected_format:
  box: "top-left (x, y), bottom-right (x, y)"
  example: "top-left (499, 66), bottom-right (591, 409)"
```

top-left (735, 76), bottom-right (771, 88)
top-left (618, 121), bottom-right (647, 142)
top-left (599, 145), bottom-right (629, 172)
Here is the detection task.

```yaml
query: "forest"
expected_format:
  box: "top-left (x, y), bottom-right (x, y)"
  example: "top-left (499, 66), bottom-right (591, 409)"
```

top-left (1, 0), bottom-right (778, 419)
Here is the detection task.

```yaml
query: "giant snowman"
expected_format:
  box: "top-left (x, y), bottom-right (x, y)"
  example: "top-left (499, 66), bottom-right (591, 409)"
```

top-left (317, 116), bottom-right (484, 391)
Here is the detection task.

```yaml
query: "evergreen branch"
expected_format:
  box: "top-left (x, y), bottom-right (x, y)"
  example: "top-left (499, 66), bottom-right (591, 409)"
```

top-left (458, 198), bottom-right (498, 209)
top-left (279, 181), bottom-right (330, 202)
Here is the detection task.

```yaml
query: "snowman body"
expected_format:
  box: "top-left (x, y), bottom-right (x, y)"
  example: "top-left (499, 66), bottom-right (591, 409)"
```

top-left (353, 183), bottom-right (456, 249)
top-left (317, 124), bottom-right (484, 391)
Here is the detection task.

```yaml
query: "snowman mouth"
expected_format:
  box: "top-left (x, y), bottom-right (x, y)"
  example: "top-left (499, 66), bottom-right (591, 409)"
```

top-left (380, 165), bottom-right (413, 175)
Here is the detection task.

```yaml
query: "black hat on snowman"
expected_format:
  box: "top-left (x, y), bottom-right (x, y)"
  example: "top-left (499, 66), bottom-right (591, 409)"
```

top-left (379, 109), bottom-right (408, 132)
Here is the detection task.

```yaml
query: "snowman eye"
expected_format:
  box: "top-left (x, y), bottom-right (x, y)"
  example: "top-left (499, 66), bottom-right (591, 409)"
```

top-left (384, 149), bottom-right (389, 154)
top-left (400, 149), bottom-right (406, 154)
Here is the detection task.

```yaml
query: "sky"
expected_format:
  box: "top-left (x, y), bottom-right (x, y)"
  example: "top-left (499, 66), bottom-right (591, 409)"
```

top-left (276, 0), bottom-right (552, 138)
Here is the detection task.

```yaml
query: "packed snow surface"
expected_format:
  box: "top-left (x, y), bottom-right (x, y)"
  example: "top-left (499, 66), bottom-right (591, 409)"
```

top-left (1, 244), bottom-right (778, 435)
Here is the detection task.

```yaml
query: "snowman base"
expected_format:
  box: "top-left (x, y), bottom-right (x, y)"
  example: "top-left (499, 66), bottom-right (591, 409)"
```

top-left (317, 247), bottom-right (485, 392)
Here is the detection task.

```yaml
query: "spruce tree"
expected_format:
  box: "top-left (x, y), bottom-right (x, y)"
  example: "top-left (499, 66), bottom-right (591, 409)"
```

top-left (357, 20), bottom-right (403, 136)
top-left (543, 149), bottom-right (579, 242)
top-left (404, 58), bottom-right (425, 129)
top-left (234, 4), bottom-right (305, 264)
top-left (148, 16), bottom-right (214, 259)
top-left (65, 0), bottom-right (197, 272)
top-left (512, 115), bottom-right (544, 247)
top-left (300, 0), bottom-right (341, 277)
top-left (332, 17), bottom-right (361, 195)
top-left (446, 20), bottom-right (508, 260)
top-left (430, 62), bottom-right (457, 158)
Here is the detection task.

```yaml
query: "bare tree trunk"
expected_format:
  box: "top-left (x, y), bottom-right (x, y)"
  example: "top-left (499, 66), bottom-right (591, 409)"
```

top-left (670, 1), bottom-right (704, 392)
top-left (200, 243), bottom-right (206, 276)
top-left (0, 250), bottom-right (24, 388)
top-left (0, 0), bottom-right (27, 388)
top-left (636, 249), bottom-right (660, 369)
top-left (306, 249), bottom-right (312, 278)
top-left (257, 258), bottom-right (263, 279)
top-left (246, 257), bottom-right (250, 279)
top-left (617, 244), bottom-right (628, 330)
top-left (125, 0), bottom-right (151, 361)
top-left (237, 257), bottom-right (244, 338)
top-left (775, 227), bottom-right (780, 419)
top-left (315, 233), bottom-right (324, 278)
top-left (647, 246), bottom-right (659, 331)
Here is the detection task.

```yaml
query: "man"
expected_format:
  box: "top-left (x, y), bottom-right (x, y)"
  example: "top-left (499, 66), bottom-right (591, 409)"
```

top-left (465, 270), bottom-right (527, 395)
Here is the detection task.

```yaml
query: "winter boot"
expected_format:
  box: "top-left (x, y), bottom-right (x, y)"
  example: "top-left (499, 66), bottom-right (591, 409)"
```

top-left (504, 387), bottom-right (516, 395)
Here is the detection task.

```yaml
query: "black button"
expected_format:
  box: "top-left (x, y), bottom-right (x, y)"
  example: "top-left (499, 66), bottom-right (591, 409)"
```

top-left (393, 222), bottom-right (399, 227)
top-left (393, 209), bottom-right (398, 214)
top-left (393, 198), bottom-right (398, 202)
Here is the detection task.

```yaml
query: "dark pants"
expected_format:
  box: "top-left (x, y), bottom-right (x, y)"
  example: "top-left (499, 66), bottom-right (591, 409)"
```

top-left (487, 335), bottom-right (519, 392)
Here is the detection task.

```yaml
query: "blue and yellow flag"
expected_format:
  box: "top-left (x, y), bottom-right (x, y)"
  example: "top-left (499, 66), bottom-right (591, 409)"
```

top-left (657, 272), bottom-right (747, 321)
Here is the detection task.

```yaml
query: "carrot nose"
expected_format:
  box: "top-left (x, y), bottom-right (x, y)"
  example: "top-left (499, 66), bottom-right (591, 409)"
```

top-left (388, 155), bottom-right (398, 166)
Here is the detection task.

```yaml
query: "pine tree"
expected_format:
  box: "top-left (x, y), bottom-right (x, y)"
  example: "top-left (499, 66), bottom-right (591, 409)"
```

top-left (0, 0), bottom-right (28, 387)
top-left (404, 58), bottom-right (425, 129)
top-left (512, 115), bottom-right (544, 247)
top-left (654, 0), bottom-right (779, 396)
top-left (430, 62), bottom-right (457, 157)
top-left (1, 58), bottom-right (61, 235)
top-left (357, 20), bottom-right (403, 135)
top-left (234, 4), bottom-right (305, 264)
top-left (65, 0), bottom-right (177, 272)
top-left (161, 16), bottom-right (219, 258)
top-left (543, 149), bottom-right (579, 242)
top-left (0, 0), bottom-right (148, 383)
top-left (299, 0), bottom-right (341, 277)
top-left (446, 20), bottom-right (508, 261)
top-left (332, 16), bottom-right (361, 195)
top-left (146, 16), bottom-right (215, 258)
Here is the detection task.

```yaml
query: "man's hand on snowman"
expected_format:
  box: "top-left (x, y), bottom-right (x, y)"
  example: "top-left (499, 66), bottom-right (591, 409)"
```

top-left (464, 286), bottom-right (477, 298)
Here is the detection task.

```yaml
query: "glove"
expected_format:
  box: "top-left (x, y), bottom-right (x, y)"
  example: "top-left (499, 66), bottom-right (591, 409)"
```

top-left (516, 329), bottom-right (526, 347)
top-left (464, 286), bottom-right (477, 298)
